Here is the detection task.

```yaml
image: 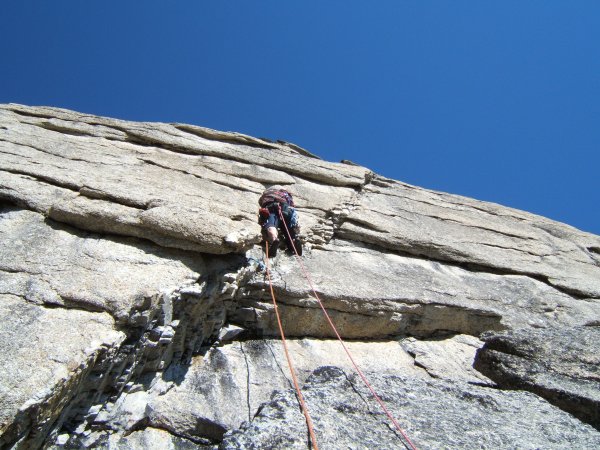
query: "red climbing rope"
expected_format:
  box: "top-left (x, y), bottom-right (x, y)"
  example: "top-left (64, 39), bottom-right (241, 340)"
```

top-left (264, 241), bottom-right (319, 450)
top-left (278, 206), bottom-right (418, 450)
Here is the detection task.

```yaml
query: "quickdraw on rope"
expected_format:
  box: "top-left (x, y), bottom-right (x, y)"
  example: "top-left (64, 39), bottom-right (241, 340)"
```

top-left (264, 241), bottom-right (319, 450)
top-left (277, 205), bottom-right (419, 450)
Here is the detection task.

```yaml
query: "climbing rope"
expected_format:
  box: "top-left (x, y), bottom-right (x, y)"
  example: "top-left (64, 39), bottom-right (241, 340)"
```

top-left (264, 241), bottom-right (319, 450)
top-left (277, 206), bottom-right (419, 450)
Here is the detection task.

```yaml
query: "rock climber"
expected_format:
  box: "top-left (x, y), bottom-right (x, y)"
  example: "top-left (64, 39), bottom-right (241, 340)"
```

top-left (258, 186), bottom-right (302, 257)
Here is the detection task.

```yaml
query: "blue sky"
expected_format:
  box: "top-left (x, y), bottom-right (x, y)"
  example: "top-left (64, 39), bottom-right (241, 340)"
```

top-left (1, 2), bottom-right (598, 234)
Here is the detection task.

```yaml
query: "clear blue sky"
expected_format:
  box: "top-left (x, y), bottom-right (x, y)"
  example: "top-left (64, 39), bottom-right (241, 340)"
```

top-left (1, 2), bottom-right (598, 234)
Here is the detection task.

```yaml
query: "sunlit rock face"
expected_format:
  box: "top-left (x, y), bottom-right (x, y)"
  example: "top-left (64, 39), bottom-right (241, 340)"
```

top-left (1, 104), bottom-right (599, 449)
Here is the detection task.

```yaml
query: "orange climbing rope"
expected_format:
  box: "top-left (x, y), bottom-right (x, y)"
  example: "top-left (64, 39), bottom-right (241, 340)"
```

top-left (264, 241), bottom-right (319, 450)
top-left (277, 206), bottom-right (419, 450)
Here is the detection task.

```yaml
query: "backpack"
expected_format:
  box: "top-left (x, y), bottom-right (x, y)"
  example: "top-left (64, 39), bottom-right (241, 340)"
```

top-left (259, 188), bottom-right (295, 207)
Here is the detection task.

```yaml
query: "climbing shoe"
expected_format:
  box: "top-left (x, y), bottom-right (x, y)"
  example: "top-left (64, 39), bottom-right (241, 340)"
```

top-left (285, 236), bottom-right (302, 256)
top-left (267, 239), bottom-right (279, 258)
top-left (293, 237), bottom-right (303, 256)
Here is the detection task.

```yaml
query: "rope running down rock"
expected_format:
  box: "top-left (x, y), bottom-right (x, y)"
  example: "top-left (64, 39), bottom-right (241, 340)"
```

top-left (264, 240), bottom-right (319, 450)
top-left (277, 205), bottom-right (418, 450)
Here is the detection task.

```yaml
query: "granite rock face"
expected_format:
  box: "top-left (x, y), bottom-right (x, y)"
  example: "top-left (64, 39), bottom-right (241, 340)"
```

top-left (0, 295), bottom-right (124, 450)
top-left (0, 104), bottom-right (599, 448)
top-left (222, 366), bottom-right (600, 450)
top-left (475, 326), bottom-right (600, 430)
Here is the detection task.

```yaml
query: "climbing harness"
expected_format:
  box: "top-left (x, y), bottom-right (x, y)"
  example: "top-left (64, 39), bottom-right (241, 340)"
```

top-left (271, 205), bottom-right (419, 450)
top-left (264, 241), bottom-right (319, 450)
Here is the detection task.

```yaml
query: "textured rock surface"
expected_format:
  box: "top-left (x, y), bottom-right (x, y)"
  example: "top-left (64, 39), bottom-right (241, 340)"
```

top-left (222, 366), bottom-right (600, 449)
top-left (106, 427), bottom-right (200, 450)
top-left (2, 104), bottom-right (600, 296)
top-left (0, 207), bottom-right (202, 324)
top-left (236, 240), bottom-right (598, 339)
top-left (58, 337), bottom-right (431, 446)
top-left (0, 104), bottom-right (365, 255)
top-left (339, 178), bottom-right (600, 298)
top-left (0, 207), bottom-right (240, 448)
top-left (475, 326), bottom-right (600, 430)
top-left (130, 338), bottom-right (425, 442)
top-left (0, 103), bottom-right (599, 448)
top-left (0, 296), bottom-right (123, 449)
top-left (401, 334), bottom-right (493, 384)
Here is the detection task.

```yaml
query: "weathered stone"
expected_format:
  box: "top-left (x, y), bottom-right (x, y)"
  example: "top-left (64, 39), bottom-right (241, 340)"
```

top-left (3, 103), bottom-right (600, 299)
top-left (0, 207), bottom-right (229, 448)
top-left (0, 104), bottom-right (599, 448)
top-left (0, 207), bottom-right (202, 324)
top-left (339, 178), bottom-right (600, 298)
top-left (140, 339), bottom-right (424, 442)
top-left (474, 326), bottom-right (600, 429)
top-left (235, 240), bottom-right (600, 339)
top-left (401, 334), bottom-right (493, 385)
top-left (222, 366), bottom-right (600, 449)
top-left (0, 295), bottom-right (124, 449)
top-left (0, 104), bottom-right (365, 254)
top-left (91, 334), bottom-right (493, 444)
top-left (107, 427), bottom-right (206, 449)
top-left (1, 103), bottom-right (367, 187)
